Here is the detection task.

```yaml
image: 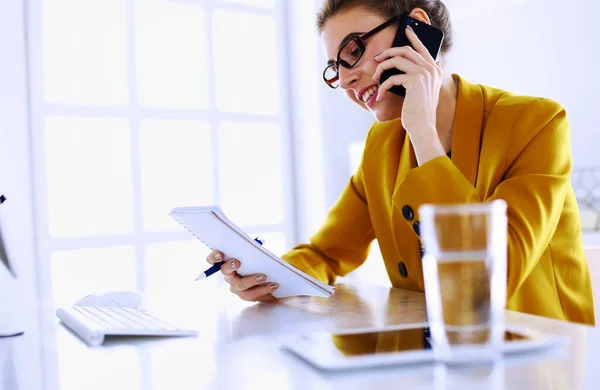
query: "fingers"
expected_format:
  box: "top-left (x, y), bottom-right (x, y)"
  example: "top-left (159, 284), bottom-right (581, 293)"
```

top-left (255, 294), bottom-right (277, 302)
top-left (223, 272), bottom-right (277, 301)
top-left (231, 273), bottom-right (269, 293)
top-left (207, 250), bottom-right (225, 264)
top-left (374, 46), bottom-right (427, 71)
top-left (405, 25), bottom-right (437, 64)
top-left (377, 74), bottom-right (409, 102)
top-left (372, 56), bottom-right (422, 84)
top-left (220, 258), bottom-right (239, 278)
top-left (236, 282), bottom-right (280, 302)
top-left (226, 271), bottom-right (279, 301)
top-left (372, 26), bottom-right (440, 78)
top-left (205, 251), bottom-right (280, 302)
top-left (223, 271), bottom-right (241, 285)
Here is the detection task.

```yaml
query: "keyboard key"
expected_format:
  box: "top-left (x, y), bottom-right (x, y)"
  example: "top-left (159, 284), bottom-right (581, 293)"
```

top-left (72, 307), bottom-right (112, 330)
top-left (84, 307), bottom-right (133, 329)
top-left (123, 308), bottom-right (178, 330)
top-left (98, 307), bottom-right (162, 330)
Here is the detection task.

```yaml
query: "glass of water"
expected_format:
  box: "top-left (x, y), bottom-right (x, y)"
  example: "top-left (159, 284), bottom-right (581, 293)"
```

top-left (419, 200), bottom-right (507, 364)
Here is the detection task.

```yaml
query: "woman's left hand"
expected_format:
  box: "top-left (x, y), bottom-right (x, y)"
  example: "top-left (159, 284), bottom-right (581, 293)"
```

top-left (372, 25), bottom-right (443, 140)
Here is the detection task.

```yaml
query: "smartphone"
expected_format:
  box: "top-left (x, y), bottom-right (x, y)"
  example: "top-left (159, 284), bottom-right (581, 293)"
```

top-left (379, 16), bottom-right (445, 97)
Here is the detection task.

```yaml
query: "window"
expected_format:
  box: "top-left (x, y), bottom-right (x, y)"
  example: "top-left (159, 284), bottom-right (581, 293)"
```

top-left (28, 0), bottom-right (294, 312)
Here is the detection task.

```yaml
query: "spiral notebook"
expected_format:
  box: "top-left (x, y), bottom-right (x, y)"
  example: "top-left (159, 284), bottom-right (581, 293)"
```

top-left (169, 206), bottom-right (334, 299)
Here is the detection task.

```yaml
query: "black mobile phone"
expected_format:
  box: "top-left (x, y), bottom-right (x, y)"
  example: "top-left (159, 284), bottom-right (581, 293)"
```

top-left (379, 16), bottom-right (445, 97)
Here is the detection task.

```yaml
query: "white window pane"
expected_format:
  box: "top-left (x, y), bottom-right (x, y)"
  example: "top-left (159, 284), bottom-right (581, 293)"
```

top-left (218, 122), bottom-right (284, 226)
top-left (140, 120), bottom-right (214, 231)
top-left (51, 246), bottom-right (136, 309)
top-left (135, 0), bottom-right (209, 109)
top-left (42, 0), bottom-right (128, 105)
top-left (251, 232), bottom-right (286, 257)
top-left (45, 117), bottom-right (134, 237)
top-left (213, 11), bottom-right (279, 114)
top-left (222, 0), bottom-right (275, 8)
top-left (145, 241), bottom-right (216, 312)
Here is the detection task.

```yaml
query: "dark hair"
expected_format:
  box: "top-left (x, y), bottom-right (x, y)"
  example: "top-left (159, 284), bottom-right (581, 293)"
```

top-left (317, 0), bottom-right (453, 54)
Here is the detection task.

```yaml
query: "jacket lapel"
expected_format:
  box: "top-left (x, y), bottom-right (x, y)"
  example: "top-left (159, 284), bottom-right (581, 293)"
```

top-left (396, 129), bottom-right (418, 183)
top-left (450, 74), bottom-right (486, 187)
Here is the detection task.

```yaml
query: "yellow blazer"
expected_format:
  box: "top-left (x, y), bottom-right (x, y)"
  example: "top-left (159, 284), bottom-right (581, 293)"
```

top-left (282, 74), bottom-right (595, 326)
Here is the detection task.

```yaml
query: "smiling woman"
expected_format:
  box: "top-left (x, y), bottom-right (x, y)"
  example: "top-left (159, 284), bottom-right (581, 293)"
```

top-left (208, 0), bottom-right (596, 326)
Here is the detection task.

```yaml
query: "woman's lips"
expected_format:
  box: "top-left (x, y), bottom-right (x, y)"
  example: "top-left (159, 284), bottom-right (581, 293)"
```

top-left (365, 86), bottom-right (379, 109)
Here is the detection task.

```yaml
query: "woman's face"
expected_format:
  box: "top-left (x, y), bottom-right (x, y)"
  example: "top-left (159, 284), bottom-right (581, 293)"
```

top-left (321, 7), bottom-right (404, 122)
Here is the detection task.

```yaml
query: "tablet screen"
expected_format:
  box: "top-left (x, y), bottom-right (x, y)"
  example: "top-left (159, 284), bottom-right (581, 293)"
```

top-left (328, 327), bottom-right (530, 357)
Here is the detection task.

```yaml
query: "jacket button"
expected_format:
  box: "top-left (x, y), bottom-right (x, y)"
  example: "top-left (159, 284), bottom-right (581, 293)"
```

top-left (413, 221), bottom-right (421, 236)
top-left (402, 206), bottom-right (414, 221)
top-left (398, 262), bottom-right (408, 278)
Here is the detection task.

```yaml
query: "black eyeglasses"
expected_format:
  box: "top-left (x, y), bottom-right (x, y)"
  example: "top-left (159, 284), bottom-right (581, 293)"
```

top-left (323, 16), bottom-right (401, 89)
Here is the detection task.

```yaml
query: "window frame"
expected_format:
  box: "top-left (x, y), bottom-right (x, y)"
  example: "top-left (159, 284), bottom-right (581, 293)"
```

top-left (27, 0), bottom-right (297, 323)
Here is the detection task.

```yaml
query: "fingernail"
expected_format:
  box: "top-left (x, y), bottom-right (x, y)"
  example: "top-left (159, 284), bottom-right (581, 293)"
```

top-left (215, 253), bottom-right (222, 261)
top-left (374, 53), bottom-right (381, 60)
top-left (406, 25), bottom-right (414, 33)
top-left (270, 283), bottom-right (278, 290)
top-left (230, 260), bottom-right (237, 269)
top-left (256, 274), bottom-right (265, 282)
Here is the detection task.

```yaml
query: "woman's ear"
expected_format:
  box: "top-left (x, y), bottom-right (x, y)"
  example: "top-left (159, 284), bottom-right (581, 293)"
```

top-left (409, 8), bottom-right (432, 25)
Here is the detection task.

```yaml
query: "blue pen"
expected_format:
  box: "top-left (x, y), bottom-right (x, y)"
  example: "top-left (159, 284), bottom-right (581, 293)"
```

top-left (195, 237), bottom-right (265, 281)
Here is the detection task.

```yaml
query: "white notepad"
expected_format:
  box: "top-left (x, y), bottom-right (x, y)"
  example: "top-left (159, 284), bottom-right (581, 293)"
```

top-left (170, 206), bottom-right (334, 299)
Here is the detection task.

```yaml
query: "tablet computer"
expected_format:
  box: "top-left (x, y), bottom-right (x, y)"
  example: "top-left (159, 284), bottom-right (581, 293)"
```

top-left (278, 323), bottom-right (567, 370)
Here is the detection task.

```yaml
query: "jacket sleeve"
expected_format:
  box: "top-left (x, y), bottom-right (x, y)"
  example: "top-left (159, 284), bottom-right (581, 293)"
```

top-left (392, 99), bottom-right (571, 301)
top-left (281, 147), bottom-right (376, 285)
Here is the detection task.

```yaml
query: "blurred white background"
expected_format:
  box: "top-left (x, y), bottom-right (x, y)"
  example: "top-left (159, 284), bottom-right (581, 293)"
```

top-left (1, 0), bottom-right (599, 319)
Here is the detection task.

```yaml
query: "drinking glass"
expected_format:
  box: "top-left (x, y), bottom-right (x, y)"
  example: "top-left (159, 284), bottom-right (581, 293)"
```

top-left (420, 200), bottom-right (507, 364)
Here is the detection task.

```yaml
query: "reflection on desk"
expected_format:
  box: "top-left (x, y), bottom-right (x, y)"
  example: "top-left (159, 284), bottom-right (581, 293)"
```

top-left (6, 283), bottom-right (599, 389)
top-left (331, 327), bottom-right (431, 356)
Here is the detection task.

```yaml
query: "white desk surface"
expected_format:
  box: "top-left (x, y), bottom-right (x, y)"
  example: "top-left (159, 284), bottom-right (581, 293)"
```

top-left (2, 283), bottom-right (599, 390)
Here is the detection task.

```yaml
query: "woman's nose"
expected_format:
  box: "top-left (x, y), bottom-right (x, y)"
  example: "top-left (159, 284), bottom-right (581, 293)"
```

top-left (339, 66), bottom-right (359, 90)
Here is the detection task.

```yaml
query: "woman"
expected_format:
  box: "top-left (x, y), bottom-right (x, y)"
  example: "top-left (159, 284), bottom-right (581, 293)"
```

top-left (207, 0), bottom-right (595, 325)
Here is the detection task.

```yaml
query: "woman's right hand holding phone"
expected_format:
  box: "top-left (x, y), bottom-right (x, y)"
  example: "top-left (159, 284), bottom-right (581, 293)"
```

top-left (207, 250), bottom-right (279, 302)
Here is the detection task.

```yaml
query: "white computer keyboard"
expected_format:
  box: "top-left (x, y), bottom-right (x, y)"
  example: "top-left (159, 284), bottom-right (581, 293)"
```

top-left (56, 306), bottom-right (198, 347)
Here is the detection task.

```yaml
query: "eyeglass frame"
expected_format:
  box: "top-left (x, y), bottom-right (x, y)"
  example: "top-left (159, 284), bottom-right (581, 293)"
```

top-left (323, 15), bottom-right (402, 89)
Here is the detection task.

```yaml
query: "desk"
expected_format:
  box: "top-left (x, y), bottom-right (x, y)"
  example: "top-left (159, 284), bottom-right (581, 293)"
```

top-left (2, 283), bottom-right (599, 390)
